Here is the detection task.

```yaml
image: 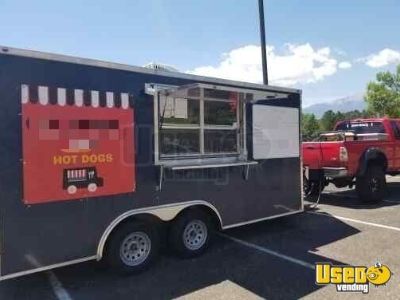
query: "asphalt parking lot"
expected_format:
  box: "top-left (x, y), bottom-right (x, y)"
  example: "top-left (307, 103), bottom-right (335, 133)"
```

top-left (1, 177), bottom-right (400, 300)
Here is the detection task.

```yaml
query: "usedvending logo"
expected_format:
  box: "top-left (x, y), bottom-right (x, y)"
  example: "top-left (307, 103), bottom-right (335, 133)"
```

top-left (315, 262), bottom-right (392, 294)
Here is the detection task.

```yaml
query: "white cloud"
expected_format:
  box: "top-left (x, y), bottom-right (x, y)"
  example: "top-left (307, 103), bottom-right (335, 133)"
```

top-left (338, 61), bottom-right (352, 69)
top-left (188, 43), bottom-right (339, 86)
top-left (361, 48), bottom-right (400, 68)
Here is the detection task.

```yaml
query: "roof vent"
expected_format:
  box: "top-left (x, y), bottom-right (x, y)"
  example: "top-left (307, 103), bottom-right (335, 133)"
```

top-left (143, 62), bottom-right (178, 72)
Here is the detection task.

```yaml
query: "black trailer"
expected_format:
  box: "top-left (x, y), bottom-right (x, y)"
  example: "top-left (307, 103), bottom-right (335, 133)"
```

top-left (0, 46), bottom-right (303, 279)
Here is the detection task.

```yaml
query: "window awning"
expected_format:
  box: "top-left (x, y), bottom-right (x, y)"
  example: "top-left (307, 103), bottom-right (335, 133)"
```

top-left (146, 82), bottom-right (287, 100)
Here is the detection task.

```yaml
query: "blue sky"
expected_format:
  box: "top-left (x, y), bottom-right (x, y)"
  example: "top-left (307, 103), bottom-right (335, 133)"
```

top-left (1, 0), bottom-right (399, 106)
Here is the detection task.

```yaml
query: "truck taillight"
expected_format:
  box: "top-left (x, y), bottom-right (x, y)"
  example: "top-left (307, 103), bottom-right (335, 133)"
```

top-left (339, 146), bottom-right (348, 162)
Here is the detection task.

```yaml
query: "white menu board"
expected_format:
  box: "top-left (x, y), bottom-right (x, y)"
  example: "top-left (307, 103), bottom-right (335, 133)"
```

top-left (252, 105), bottom-right (300, 159)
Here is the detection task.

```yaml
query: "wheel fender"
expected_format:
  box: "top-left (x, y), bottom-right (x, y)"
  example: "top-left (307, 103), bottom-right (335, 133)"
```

top-left (358, 148), bottom-right (387, 176)
top-left (96, 200), bottom-right (222, 260)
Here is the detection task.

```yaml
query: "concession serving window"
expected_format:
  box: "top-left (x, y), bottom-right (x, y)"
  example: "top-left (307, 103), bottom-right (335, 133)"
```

top-left (158, 85), bottom-right (244, 158)
top-left (145, 83), bottom-right (295, 189)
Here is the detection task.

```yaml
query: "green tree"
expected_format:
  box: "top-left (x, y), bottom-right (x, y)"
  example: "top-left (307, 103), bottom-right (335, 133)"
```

top-left (320, 110), bottom-right (337, 131)
top-left (342, 109), bottom-right (370, 120)
top-left (365, 65), bottom-right (400, 117)
top-left (302, 113), bottom-right (320, 141)
top-left (335, 111), bottom-right (345, 123)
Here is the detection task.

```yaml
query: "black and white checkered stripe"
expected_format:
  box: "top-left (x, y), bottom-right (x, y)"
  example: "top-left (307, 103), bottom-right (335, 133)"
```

top-left (21, 84), bottom-right (133, 109)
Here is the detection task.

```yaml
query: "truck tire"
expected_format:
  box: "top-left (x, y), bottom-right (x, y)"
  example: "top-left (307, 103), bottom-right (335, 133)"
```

top-left (303, 176), bottom-right (324, 197)
top-left (106, 222), bottom-right (159, 274)
top-left (168, 210), bottom-right (212, 258)
top-left (356, 164), bottom-right (386, 203)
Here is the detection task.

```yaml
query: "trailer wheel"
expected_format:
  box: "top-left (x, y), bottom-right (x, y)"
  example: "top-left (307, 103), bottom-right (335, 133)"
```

top-left (168, 210), bottom-right (211, 258)
top-left (356, 164), bottom-right (386, 203)
top-left (106, 222), bottom-right (159, 274)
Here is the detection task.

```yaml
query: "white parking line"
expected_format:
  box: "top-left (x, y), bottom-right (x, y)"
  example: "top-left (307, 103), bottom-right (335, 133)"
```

top-left (26, 255), bottom-right (72, 300)
top-left (308, 211), bottom-right (400, 232)
top-left (218, 233), bottom-right (315, 270)
top-left (46, 271), bottom-right (73, 300)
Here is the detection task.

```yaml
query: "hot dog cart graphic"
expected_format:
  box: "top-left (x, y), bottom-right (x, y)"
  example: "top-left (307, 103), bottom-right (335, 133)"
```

top-left (63, 167), bottom-right (104, 194)
top-left (20, 85), bottom-right (135, 204)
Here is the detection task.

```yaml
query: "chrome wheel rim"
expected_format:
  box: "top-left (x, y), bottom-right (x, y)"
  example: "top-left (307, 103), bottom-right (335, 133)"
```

top-left (119, 232), bottom-right (151, 266)
top-left (183, 220), bottom-right (207, 251)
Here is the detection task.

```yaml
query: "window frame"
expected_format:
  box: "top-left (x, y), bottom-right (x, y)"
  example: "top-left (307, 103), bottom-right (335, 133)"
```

top-left (157, 87), bottom-right (242, 160)
top-left (390, 120), bottom-right (400, 139)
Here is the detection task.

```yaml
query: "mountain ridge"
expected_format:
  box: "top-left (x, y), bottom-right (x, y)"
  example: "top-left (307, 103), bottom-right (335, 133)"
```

top-left (304, 93), bottom-right (366, 118)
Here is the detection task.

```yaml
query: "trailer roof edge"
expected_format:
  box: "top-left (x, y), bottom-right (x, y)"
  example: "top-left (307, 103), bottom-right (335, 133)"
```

top-left (0, 45), bottom-right (301, 94)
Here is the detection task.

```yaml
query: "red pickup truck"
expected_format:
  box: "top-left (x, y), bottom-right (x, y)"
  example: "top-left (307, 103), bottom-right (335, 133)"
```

top-left (302, 118), bottom-right (400, 203)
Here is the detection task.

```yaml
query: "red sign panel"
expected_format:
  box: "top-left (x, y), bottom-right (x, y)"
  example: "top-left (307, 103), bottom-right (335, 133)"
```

top-left (22, 101), bottom-right (135, 204)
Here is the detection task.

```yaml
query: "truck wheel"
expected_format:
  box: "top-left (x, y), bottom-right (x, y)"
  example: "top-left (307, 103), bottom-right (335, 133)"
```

top-left (356, 165), bottom-right (386, 203)
top-left (106, 222), bottom-right (159, 274)
top-left (87, 183), bottom-right (97, 192)
top-left (303, 176), bottom-right (324, 197)
top-left (168, 210), bottom-right (212, 258)
top-left (67, 185), bottom-right (77, 194)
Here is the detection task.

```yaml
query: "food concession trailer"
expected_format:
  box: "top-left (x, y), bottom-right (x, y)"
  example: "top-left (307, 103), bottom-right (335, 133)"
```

top-left (0, 46), bottom-right (302, 279)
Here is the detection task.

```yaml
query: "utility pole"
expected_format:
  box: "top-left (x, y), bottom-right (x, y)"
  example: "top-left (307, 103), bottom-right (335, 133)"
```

top-left (258, 0), bottom-right (268, 85)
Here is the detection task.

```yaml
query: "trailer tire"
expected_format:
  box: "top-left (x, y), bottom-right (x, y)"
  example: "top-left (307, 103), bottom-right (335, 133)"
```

top-left (356, 164), bottom-right (386, 203)
top-left (106, 222), bottom-right (159, 274)
top-left (168, 210), bottom-right (212, 258)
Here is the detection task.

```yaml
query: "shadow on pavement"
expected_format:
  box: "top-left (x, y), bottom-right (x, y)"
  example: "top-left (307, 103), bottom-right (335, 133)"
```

top-left (305, 181), bottom-right (400, 209)
top-left (0, 212), bottom-right (362, 300)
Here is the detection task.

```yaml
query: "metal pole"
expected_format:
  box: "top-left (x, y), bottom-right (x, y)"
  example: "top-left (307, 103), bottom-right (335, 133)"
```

top-left (258, 0), bottom-right (268, 85)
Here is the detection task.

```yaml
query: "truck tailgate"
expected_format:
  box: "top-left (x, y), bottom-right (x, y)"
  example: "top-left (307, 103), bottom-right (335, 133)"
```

top-left (302, 142), bottom-right (322, 169)
top-left (303, 141), bottom-right (344, 169)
